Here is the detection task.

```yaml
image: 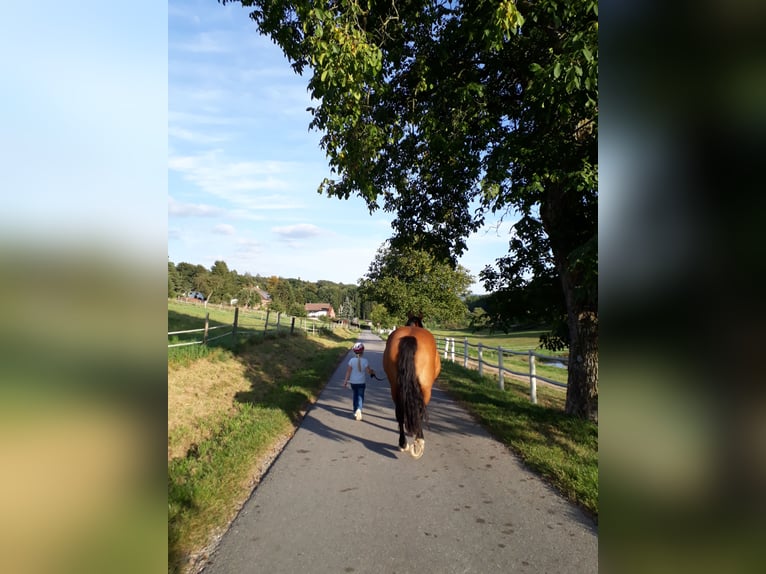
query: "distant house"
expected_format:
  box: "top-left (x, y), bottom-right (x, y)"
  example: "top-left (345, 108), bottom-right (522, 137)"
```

top-left (188, 290), bottom-right (206, 302)
top-left (245, 286), bottom-right (271, 309)
top-left (305, 303), bottom-right (335, 319)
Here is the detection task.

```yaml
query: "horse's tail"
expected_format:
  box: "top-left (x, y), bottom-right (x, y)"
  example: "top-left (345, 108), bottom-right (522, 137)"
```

top-left (397, 336), bottom-right (425, 438)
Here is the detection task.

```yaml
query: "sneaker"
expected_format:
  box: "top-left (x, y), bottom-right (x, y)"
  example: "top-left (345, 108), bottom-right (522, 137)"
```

top-left (354, 409), bottom-right (362, 421)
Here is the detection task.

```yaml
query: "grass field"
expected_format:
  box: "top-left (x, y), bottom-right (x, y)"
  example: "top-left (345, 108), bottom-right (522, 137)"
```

top-left (167, 299), bottom-right (341, 364)
top-left (168, 306), bottom-right (596, 574)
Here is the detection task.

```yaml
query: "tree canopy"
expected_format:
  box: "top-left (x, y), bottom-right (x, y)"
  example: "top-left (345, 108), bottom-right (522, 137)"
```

top-left (359, 242), bottom-right (473, 327)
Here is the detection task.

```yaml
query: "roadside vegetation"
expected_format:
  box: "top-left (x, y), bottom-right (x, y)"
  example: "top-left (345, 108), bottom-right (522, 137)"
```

top-left (168, 307), bottom-right (358, 574)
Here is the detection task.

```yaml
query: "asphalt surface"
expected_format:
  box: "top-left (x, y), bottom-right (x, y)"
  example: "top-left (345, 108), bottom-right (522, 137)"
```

top-left (201, 331), bottom-right (597, 574)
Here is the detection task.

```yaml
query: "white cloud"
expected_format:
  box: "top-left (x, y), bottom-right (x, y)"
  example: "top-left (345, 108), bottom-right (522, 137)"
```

top-left (168, 2), bottom-right (201, 25)
top-left (186, 88), bottom-right (226, 102)
top-left (168, 110), bottom-right (237, 127)
top-left (171, 32), bottom-right (230, 54)
top-left (168, 150), bottom-right (306, 211)
top-left (213, 224), bottom-right (236, 235)
top-left (272, 223), bottom-right (323, 239)
top-left (168, 196), bottom-right (223, 217)
top-left (169, 126), bottom-right (229, 145)
top-left (236, 238), bottom-right (264, 258)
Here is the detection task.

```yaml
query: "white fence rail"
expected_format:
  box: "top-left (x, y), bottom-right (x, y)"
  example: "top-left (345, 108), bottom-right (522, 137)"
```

top-left (438, 336), bottom-right (568, 404)
top-left (168, 307), bottom-right (342, 349)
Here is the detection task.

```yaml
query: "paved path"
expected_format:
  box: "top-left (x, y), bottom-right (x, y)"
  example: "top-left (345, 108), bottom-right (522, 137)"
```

top-left (202, 331), bottom-right (597, 574)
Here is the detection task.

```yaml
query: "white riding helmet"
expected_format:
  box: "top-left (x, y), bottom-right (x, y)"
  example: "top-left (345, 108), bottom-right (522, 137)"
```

top-left (352, 342), bottom-right (365, 354)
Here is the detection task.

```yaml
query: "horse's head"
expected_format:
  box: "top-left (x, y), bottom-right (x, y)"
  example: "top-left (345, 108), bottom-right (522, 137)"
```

top-left (405, 313), bottom-right (424, 328)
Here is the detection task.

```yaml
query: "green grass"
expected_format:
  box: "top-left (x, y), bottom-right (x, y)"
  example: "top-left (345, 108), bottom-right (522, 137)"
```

top-left (437, 360), bottom-right (598, 519)
top-left (168, 299), bottom-right (345, 364)
top-left (430, 326), bottom-right (552, 349)
top-left (168, 405), bottom-right (288, 572)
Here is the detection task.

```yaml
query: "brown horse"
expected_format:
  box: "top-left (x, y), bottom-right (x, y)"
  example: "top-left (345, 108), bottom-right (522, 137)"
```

top-left (382, 316), bottom-right (441, 459)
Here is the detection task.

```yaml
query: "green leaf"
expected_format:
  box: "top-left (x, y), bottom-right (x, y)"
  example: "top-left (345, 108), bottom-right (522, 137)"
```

top-left (553, 61), bottom-right (562, 79)
top-left (582, 47), bottom-right (593, 62)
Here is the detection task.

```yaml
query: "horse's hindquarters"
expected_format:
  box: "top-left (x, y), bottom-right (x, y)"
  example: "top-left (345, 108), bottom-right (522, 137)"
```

top-left (383, 325), bottom-right (440, 460)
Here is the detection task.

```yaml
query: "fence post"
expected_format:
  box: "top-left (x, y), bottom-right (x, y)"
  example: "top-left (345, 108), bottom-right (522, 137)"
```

top-left (450, 338), bottom-right (455, 362)
top-left (478, 343), bottom-right (483, 377)
top-left (528, 350), bottom-right (537, 404)
top-left (203, 312), bottom-right (210, 345)
top-left (463, 338), bottom-right (468, 368)
top-left (264, 309), bottom-right (270, 333)
top-left (290, 317), bottom-right (295, 334)
top-left (443, 337), bottom-right (449, 359)
top-left (498, 346), bottom-right (504, 390)
top-left (232, 307), bottom-right (239, 343)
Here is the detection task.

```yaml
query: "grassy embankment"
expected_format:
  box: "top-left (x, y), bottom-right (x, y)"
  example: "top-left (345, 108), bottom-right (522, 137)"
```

top-left (168, 302), bottom-right (358, 574)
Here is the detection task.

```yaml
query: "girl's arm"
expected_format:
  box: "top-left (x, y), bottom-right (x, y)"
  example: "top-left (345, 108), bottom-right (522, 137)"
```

top-left (342, 365), bottom-right (352, 387)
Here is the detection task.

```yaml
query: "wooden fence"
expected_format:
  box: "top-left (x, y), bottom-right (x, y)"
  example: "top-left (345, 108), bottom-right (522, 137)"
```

top-left (168, 306), bottom-right (566, 406)
top-left (168, 307), bottom-right (342, 349)
top-left (437, 336), bottom-right (568, 405)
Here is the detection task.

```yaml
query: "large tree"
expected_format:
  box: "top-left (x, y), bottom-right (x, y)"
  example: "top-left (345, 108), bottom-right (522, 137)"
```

top-left (223, 0), bottom-right (597, 419)
top-left (359, 243), bottom-right (473, 326)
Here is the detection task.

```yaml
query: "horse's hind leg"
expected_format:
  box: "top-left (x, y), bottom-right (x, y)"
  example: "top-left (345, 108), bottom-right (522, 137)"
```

top-left (410, 438), bottom-right (425, 459)
top-left (411, 425), bottom-right (425, 459)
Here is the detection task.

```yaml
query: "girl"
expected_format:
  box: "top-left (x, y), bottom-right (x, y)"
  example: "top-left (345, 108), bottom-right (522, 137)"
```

top-left (342, 342), bottom-right (376, 420)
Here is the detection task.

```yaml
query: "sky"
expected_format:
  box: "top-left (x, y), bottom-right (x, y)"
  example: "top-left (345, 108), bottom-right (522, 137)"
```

top-left (168, 0), bottom-right (515, 293)
top-left (1, 3), bottom-right (167, 255)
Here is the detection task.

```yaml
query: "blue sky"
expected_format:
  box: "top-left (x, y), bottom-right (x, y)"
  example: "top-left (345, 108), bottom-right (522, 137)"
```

top-left (169, 0), bottom-right (514, 292)
top-left (1, 3), bottom-right (167, 255)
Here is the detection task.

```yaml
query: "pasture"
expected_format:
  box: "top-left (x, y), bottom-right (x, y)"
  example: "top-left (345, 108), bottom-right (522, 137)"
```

top-left (429, 326), bottom-right (570, 404)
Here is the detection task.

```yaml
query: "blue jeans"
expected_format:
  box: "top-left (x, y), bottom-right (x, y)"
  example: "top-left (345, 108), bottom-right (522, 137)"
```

top-left (350, 383), bottom-right (366, 412)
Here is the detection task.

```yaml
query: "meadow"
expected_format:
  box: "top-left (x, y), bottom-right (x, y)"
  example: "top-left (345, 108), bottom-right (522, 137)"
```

top-left (428, 325), bottom-right (570, 403)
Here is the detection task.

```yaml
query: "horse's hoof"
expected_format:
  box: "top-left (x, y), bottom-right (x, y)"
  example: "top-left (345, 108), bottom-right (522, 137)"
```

top-left (410, 439), bottom-right (425, 459)
top-left (400, 443), bottom-right (411, 453)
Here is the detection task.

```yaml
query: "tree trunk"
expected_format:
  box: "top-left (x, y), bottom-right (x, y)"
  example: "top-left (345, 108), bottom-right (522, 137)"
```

top-left (561, 270), bottom-right (598, 420)
top-left (541, 185), bottom-right (598, 421)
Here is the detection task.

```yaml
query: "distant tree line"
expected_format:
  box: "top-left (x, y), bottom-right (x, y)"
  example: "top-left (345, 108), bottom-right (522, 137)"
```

top-left (169, 255), bottom-right (563, 335)
top-left (168, 259), bottom-right (363, 319)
